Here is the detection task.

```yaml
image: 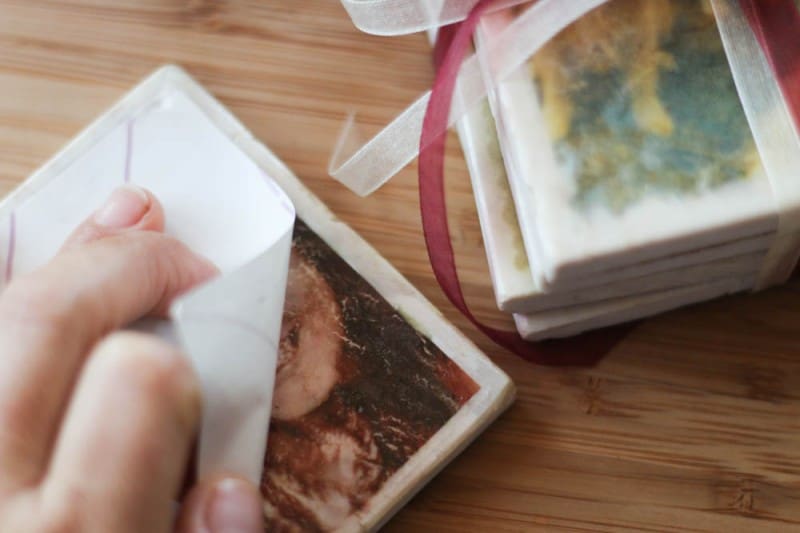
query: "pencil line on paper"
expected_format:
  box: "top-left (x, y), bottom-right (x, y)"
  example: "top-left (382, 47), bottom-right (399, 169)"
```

top-left (5, 212), bottom-right (16, 284)
top-left (124, 119), bottom-right (134, 183)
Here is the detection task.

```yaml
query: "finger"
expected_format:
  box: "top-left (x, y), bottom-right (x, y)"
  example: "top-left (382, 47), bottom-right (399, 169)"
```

top-left (0, 228), bottom-right (216, 489)
top-left (176, 476), bottom-right (264, 533)
top-left (62, 185), bottom-right (165, 248)
top-left (40, 332), bottom-right (200, 533)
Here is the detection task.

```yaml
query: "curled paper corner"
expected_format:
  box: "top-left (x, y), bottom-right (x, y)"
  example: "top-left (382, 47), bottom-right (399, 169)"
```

top-left (131, 222), bottom-right (293, 488)
top-left (171, 226), bottom-right (294, 484)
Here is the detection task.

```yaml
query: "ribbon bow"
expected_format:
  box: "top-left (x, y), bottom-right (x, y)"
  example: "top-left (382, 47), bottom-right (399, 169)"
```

top-left (417, 0), bottom-right (800, 365)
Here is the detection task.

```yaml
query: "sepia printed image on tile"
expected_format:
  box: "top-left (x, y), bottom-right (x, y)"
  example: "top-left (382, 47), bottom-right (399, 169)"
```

top-left (262, 220), bottom-right (482, 531)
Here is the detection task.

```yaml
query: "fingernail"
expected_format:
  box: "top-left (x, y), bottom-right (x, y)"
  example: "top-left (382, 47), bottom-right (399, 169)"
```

top-left (204, 478), bottom-right (263, 533)
top-left (94, 185), bottom-right (150, 229)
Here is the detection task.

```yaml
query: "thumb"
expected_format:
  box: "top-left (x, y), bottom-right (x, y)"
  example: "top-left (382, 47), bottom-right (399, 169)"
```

top-left (62, 184), bottom-right (165, 248)
top-left (176, 476), bottom-right (264, 533)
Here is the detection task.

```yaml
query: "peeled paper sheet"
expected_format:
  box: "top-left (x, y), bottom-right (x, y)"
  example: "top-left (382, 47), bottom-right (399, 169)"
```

top-left (0, 67), bottom-right (295, 484)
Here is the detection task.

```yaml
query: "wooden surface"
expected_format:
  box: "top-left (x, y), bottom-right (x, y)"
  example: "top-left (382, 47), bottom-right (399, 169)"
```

top-left (2, 1), bottom-right (800, 531)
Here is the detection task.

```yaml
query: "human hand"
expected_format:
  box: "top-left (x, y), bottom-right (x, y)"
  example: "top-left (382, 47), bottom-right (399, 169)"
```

top-left (0, 186), bottom-right (264, 532)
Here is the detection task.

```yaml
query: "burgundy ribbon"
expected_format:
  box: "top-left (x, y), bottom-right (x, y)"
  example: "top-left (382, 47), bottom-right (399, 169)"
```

top-left (419, 0), bottom-right (799, 365)
top-left (420, 0), bottom-right (633, 366)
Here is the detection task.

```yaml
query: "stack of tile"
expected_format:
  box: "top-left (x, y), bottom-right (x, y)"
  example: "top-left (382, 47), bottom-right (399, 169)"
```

top-left (455, 0), bottom-right (800, 339)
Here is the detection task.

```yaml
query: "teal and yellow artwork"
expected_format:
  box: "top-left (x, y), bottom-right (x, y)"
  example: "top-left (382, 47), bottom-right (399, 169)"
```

top-left (530, 0), bottom-right (761, 213)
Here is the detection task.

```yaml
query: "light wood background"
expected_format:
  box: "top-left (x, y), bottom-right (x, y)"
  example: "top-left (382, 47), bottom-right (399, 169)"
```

top-left (2, 1), bottom-right (800, 531)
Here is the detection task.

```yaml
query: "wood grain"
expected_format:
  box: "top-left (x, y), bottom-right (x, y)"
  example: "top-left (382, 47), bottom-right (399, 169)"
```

top-left (1, 1), bottom-right (799, 531)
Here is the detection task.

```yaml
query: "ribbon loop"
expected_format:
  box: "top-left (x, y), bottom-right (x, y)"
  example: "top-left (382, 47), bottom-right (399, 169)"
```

top-left (339, 0), bottom-right (526, 36)
top-left (329, 0), bottom-right (610, 196)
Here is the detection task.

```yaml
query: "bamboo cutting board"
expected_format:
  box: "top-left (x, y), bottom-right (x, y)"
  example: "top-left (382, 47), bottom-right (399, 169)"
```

top-left (1, 1), bottom-right (800, 530)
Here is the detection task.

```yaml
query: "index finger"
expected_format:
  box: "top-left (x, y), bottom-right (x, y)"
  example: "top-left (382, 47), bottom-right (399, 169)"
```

top-left (0, 205), bottom-right (216, 490)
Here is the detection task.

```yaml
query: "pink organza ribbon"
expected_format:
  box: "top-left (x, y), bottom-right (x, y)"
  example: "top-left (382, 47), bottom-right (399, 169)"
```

top-left (418, 0), bottom-right (800, 365)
